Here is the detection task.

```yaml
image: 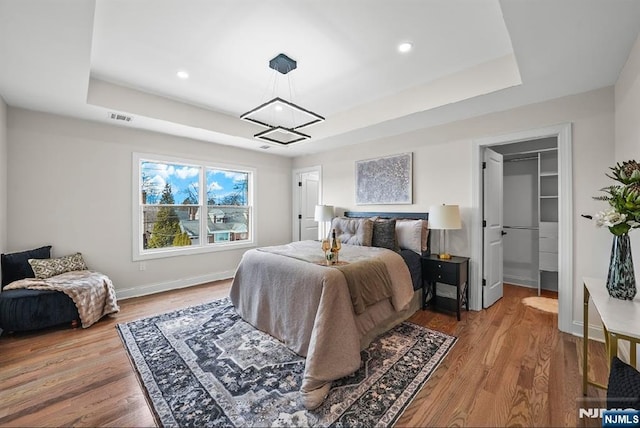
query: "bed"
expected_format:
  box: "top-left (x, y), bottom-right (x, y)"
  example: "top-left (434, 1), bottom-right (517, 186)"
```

top-left (229, 211), bottom-right (429, 409)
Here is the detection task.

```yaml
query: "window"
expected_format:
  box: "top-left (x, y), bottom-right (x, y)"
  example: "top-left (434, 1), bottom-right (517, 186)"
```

top-left (133, 153), bottom-right (255, 260)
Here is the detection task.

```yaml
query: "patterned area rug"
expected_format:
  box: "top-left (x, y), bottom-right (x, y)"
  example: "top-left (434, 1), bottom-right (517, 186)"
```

top-left (117, 298), bottom-right (456, 427)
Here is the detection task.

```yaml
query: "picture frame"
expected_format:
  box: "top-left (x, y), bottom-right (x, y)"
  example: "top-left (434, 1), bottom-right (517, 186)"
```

top-left (355, 152), bottom-right (412, 205)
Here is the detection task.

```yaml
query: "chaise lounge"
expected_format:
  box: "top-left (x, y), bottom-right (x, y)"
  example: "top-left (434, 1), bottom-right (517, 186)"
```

top-left (0, 246), bottom-right (119, 334)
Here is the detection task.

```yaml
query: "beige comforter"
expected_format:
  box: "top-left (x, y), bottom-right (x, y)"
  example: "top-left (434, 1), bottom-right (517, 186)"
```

top-left (4, 270), bottom-right (120, 328)
top-left (336, 258), bottom-right (393, 315)
top-left (229, 240), bottom-right (414, 409)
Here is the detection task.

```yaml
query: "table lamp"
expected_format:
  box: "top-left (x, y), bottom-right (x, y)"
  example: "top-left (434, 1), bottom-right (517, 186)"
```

top-left (314, 205), bottom-right (334, 240)
top-left (428, 204), bottom-right (461, 259)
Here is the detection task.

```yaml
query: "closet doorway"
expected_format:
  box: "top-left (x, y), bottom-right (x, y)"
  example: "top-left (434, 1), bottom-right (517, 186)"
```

top-left (493, 137), bottom-right (559, 296)
top-left (471, 124), bottom-right (573, 334)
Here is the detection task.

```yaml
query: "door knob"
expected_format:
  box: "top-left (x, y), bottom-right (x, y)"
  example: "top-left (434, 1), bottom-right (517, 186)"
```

top-left (501, 230), bottom-right (507, 236)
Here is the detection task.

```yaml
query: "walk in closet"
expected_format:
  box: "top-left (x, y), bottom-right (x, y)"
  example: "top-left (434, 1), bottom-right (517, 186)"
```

top-left (495, 138), bottom-right (559, 294)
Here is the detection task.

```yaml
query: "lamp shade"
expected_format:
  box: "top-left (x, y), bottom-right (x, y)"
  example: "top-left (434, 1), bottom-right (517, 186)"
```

top-left (428, 204), bottom-right (461, 230)
top-left (314, 205), bottom-right (334, 222)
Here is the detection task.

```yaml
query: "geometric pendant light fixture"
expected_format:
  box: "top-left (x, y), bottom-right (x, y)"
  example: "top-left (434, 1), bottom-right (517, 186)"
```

top-left (240, 53), bottom-right (324, 146)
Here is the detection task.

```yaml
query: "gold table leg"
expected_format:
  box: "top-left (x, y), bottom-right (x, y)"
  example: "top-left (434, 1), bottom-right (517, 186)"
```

top-left (607, 328), bottom-right (618, 366)
top-left (583, 284), bottom-right (589, 396)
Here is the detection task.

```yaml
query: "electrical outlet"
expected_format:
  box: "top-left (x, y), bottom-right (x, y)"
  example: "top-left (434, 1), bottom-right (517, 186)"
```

top-left (139, 262), bottom-right (146, 271)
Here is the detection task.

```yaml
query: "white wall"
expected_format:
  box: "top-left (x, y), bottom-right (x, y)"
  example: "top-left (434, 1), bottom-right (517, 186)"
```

top-left (0, 96), bottom-right (6, 257)
top-left (6, 109), bottom-right (292, 297)
top-left (293, 87), bottom-right (615, 331)
top-left (615, 32), bottom-right (640, 279)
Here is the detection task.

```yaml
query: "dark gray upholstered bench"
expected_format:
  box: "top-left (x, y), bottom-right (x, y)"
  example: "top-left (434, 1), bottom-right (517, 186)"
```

top-left (608, 357), bottom-right (640, 410)
top-left (0, 288), bottom-right (78, 332)
top-left (0, 246), bottom-right (79, 333)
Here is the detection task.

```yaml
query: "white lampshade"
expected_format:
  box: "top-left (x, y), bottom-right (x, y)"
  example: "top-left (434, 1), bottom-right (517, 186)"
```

top-left (314, 205), bottom-right (334, 222)
top-left (428, 204), bottom-right (461, 230)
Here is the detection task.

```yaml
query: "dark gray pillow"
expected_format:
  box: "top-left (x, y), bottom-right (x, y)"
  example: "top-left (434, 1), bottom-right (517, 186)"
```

top-left (607, 356), bottom-right (640, 410)
top-left (1, 245), bottom-right (52, 288)
top-left (372, 219), bottom-right (398, 251)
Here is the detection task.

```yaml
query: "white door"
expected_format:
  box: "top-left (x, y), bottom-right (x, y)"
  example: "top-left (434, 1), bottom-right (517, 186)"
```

top-left (483, 148), bottom-right (504, 308)
top-left (295, 171), bottom-right (319, 241)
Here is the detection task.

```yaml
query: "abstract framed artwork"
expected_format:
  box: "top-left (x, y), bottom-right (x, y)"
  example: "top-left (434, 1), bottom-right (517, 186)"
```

top-left (355, 152), bottom-right (412, 205)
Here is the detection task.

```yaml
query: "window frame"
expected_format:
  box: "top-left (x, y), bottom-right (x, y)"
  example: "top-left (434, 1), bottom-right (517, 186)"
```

top-left (132, 152), bottom-right (256, 261)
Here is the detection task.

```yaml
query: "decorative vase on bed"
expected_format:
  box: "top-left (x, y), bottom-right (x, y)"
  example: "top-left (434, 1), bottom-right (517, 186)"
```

top-left (606, 234), bottom-right (637, 300)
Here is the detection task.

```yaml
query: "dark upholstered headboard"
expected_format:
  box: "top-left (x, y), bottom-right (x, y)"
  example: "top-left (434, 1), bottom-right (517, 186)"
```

top-left (343, 211), bottom-right (430, 254)
top-left (344, 211), bottom-right (428, 220)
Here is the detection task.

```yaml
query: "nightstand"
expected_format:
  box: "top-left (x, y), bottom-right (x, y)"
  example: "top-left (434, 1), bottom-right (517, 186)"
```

top-left (422, 254), bottom-right (470, 320)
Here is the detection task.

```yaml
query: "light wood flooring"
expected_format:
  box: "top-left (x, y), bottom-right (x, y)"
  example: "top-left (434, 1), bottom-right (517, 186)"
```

top-left (0, 282), bottom-right (608, 427)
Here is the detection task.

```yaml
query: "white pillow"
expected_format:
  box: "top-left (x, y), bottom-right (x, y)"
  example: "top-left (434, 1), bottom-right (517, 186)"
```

top-left (395, 219), bottom-right (423, 254)
top-left (420, 220), bottom-right (429, 252)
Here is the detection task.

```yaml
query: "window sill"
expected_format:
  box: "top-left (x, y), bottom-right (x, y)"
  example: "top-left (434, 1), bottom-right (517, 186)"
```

top-left (132, 240), bottom-right (256, 261)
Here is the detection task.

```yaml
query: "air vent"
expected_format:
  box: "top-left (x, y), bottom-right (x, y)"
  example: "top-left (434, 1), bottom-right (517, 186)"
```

top-left (259, 145), bottom-right (271, 150)
top-left (108, 112), bottom-right (133, 122)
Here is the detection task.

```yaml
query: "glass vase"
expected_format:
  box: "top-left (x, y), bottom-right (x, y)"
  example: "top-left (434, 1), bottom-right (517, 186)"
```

top-left (606, 234), bottom-right (637, 300)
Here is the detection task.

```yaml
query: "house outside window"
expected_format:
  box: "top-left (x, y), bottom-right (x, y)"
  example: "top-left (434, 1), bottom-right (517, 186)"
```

top-left (133, 153), bottom-right (255, 260)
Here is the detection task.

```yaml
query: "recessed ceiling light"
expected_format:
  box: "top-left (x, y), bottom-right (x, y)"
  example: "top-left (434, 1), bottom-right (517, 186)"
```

top-left (176, 70), bottom-right (189, 79)
top-left (398, 42), bottom-right (413, 53)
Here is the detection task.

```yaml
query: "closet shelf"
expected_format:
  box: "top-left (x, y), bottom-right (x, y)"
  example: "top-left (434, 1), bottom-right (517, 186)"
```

top-left (538, 150), bottom-right (559, 294)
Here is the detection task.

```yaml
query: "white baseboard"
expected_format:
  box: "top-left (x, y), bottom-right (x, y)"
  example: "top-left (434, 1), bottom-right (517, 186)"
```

top-left (116, 270), bottom-right (235, 300)
top-left (571, 321), bottom-right (638, 369)
top-left (571, 320), bottom-right (605, 343)
top-left (504, 275), bottom-right (537, 288)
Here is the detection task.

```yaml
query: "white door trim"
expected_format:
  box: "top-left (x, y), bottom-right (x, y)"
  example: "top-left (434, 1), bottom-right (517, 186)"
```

top-left (292, 165), bottom-right (322, 241)
top-left (471, 123), bottom-right (573, 333)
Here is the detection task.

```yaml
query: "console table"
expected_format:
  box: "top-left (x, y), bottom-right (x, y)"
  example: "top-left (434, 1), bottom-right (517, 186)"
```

top-left (582, 277), bottom-right (640, 395)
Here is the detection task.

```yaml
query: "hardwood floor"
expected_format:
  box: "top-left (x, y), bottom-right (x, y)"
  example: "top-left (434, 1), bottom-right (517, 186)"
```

top-left (0, 282), bottom-right (607, 427)
top-left (399, 285), bottom-right (607, 427)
